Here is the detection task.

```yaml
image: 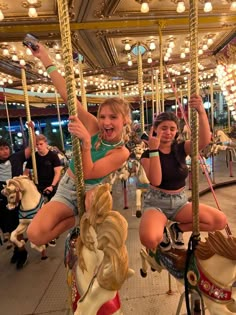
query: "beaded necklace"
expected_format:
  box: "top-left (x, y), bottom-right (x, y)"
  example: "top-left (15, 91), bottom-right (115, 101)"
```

top-left (101, 139), bottom-right (124, 147)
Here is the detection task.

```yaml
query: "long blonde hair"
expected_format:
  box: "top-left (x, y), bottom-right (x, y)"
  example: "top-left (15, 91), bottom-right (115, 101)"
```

top-left (95, 97), bottom-right (132, 149)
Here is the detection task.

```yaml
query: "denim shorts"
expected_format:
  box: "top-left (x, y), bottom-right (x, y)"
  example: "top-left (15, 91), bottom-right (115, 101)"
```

top-left (143, 188), bottom-right (188, 220)
top-left (51, 172), bottom-right (97, 216)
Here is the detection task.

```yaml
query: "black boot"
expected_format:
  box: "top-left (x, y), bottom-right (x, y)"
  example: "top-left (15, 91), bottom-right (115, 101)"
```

top-left (10, 246), bottom-right (19, 264)
top-left (16, 249), bottom-right (28, 269)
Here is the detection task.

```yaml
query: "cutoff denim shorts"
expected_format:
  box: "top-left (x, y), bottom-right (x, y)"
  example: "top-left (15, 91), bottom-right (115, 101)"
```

top-left (51, 172), bottom-right (96, 216)
top-left (143, 188), bottom-right (189, 220)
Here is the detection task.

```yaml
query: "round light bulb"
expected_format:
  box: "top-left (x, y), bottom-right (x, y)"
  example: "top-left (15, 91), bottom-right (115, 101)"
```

top-left (125, 43), bottom-right (131, 51)
top-left (0, 9), bottom-right (4, 21)
top-left (230, 1), bottom-right (236, 11)
top-left (28, 7), bottom-right (38, 18)
top-left (141, 2), bottom-right (149, 13)
top-left (127, 60), bottom-right (133, 66)
top-left (177, 1), bottom-right (185, 13)
top-left (204, 1), bottom-right (212, 13)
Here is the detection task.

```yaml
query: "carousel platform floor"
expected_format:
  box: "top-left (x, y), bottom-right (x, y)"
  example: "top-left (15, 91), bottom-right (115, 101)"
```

top-left (0, 150), bottom-right (236, 315)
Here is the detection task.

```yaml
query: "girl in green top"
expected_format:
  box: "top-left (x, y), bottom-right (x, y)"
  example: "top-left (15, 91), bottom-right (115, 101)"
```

top-left (27, 43), bottom-right (131, 246)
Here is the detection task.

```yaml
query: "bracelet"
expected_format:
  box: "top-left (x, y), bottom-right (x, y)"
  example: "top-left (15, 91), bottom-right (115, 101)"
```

top-left (46, 64), bottom-right (54, 70)
top-left (46, 65), bottom-right (57, 75)
top-left (149, 149), bottom-right (159, 153)
top-left (149, 151), bottom-right (159, 158)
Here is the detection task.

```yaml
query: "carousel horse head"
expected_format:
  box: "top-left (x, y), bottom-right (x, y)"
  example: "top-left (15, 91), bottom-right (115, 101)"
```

top-left (69, 183), bottom-right (134, 315)
top-left (215, 129), bottom-right (231, 144)
top-left (1, 175), bottom-right (34, 209)
top-left (140, 231), bottom-right (236, 315)
top-left (2, 175), bottom-right (41, 210)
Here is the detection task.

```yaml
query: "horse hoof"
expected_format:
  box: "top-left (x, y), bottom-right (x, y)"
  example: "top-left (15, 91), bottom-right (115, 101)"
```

top-left (124, 206), bottom-right (129, 209)
top-left (140, 269), bottom-right (147, 277)
top-left (136, 210), bottom-right (142, 218)
top-left (41, 256), bottom-right (48, 260)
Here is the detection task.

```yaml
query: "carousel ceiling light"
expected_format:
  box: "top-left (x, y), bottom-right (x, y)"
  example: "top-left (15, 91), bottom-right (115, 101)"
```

top-left (27, 0), bottom-right (38, 4)
top-left (28, 7), bottom-right (38, 18)
top-left (22, 0), bottom-right (41, 18)
top-left (204, 1), bottom-right (212, 12)
top-left (135, 0), bottom-right (150, 13)
top-left (175, 1), bottom-right (186, 13)
top-left (125, 42), bottom-right (131, 51)
top-left (0, 9), bottom-right (4, 21)
top-left (230, 0), bottom-right (236, 10)
top-left (149, 40), bottom-right (156, 50)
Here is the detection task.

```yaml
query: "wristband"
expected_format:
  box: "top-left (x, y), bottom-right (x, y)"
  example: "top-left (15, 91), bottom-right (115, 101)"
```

top-left (46, 65), bottom-right (57, 75)
top-left (149, 151), bottom-right (159, 158)
top-left (149, 149), bottom-right (159, 153)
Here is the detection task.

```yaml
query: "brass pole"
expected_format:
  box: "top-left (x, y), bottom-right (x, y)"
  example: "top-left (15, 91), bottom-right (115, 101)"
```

top-left (189, 0), bottom-right (200, 236)
top-left (57, 0), bottom-right (85, 217)
top-left (3, 89), bottom-right (14, 152)
top-left (21, 68), bottom-right (38, 185)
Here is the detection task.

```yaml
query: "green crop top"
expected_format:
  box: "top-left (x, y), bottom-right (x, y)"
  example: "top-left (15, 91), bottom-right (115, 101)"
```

top-left (69, 133), bottom-right (123, 185)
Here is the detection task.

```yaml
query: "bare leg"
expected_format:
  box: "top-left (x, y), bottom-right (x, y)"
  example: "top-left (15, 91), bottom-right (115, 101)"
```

top-left (139, 209), bottom-right (168, 249)
top-left (174, 202), bottom-right (227, 232)
top-left (27, 201), bottom-right (75, 246)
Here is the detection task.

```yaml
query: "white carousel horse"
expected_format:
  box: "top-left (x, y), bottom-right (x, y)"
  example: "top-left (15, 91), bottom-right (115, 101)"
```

top-left (140, 231), bottom-right (236, 315)
top-left (1, 175), bottom-right (46, 254)
top-left (107, 141), bottom-right (149, 211)
top-left (65, 183), bottom-right (134, 315)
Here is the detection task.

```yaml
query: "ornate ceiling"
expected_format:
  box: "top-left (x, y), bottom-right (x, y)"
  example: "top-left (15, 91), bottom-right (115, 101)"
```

top-left (0, 0), bottom-right (235, 101)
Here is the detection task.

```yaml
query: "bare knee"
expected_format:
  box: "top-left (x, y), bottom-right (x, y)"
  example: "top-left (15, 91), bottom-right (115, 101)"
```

top-left (139, 209), bottom-right (167, 249)
top-left (214, 212), bottom-right (228, 231)
top-left (27, 223), bottom-right (45, 246)
top-left (140, 233), bottom-right (163, 250)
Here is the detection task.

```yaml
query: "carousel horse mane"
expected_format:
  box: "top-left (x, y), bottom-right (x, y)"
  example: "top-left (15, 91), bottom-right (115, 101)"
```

top-left (195, 231), bottom-right (236, 260)
top-left (215, 129), bottom-right (231, 143)
top-left (76, 183), bottom-right (133, 291)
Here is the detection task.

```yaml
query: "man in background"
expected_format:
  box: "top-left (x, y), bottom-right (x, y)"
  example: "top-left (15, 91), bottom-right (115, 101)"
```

top-left (24, 134), bottom-right (62, 246)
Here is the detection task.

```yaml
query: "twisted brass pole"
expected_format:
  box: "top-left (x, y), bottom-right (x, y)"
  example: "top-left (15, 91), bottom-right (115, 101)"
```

top-left (158, 25), bottom-right (165, 112)
top-left (189, 0), bottom-right (200, 237)
top-left (151, 70), bottom-right (155, 120)
top-left (138, 47), bottom-right (145, 133)
top-left (21, 68), bottom-right (38, 185)
top-left (3, 89), bottom-right (14, 152)
top-left (155, 70), bottom-right (160, 115)
top-left (57, 0), bottom-right (85, 217)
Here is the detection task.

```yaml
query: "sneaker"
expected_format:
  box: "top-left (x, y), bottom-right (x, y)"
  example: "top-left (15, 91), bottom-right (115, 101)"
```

top-left (159, 227), bottom-right (171, 251)
top-left (48, 239), bottom-right (56, 247)
top-left (10, 246), bottom-right (19, 264)
top-left (169, 222), bottom-right (185, 250)
top-left (16, 249), bottom-right (28, 269)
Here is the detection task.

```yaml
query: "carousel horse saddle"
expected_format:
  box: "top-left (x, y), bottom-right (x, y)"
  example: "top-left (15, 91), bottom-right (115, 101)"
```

top-left (150, 247), bottom-right (187, 279)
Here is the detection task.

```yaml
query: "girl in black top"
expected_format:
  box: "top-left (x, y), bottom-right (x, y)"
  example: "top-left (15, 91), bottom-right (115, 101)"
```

top-left (139, 94), bottom-right (227, 251)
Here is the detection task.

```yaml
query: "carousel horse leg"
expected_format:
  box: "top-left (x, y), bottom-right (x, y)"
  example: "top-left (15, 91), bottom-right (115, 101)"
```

top-left (30, 242), bottom-right (47, 260)
top-left (123, 180), bottom-right (128, 209)
top-left (10, 223), bottom-right (27, 248)
top-left (136, 188), bottom-right (142, 218)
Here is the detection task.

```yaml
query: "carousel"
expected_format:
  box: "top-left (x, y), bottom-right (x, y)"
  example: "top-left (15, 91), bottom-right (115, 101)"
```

top-left (0, 1), bottom-right (236, 315)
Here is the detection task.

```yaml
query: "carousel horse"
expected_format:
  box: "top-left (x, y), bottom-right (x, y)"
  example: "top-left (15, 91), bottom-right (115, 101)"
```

top-left (140, 231), bottom-right (236, 315)
top-left (65, 183), bottom-right (134, 315)
top-left (1, 175), bottom-right (46, 256)
top-left (107, 141), bottom-right (149, 211)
